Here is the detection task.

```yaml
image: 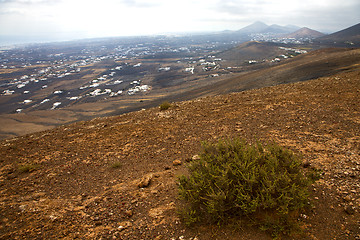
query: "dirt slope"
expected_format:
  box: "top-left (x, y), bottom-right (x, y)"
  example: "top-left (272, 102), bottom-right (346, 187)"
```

top-left (0, 66), bottom-right (360, 239)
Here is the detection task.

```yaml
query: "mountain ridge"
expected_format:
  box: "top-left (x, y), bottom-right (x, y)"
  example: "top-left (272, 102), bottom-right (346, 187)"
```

top-left (237, 21), bottom-right (301, 34)
top-left (283, 27), bottom-right (325, 39)
top-left (316, 22), bottom-right (360, 45)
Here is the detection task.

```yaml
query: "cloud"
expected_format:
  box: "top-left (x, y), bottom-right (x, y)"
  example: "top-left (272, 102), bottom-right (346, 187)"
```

top-left (0, 0), bottom-right (359, 42)
top-left (0, 0), bottom-right (60, 4)
top-left (118, 0), bottom-right (161, 8)
top-left (0, 7), bottom-right (25, 14)
top-left (216, 0), bottom-right (262, 14)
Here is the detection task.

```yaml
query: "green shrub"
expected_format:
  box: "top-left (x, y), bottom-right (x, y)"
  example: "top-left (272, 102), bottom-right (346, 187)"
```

top-left (18, 164), bottom-right (39, 173)
top-left (110, 161), bottom-right (122, 169)
top-left (159, 101), bottom-right (171, 111)
top-left (178, 138), bottom-right (319, 237)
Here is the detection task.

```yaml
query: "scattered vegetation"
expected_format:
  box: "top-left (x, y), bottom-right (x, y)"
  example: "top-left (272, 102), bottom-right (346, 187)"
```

top-left (159, 101), bottom-right (171, 111)
top-left (110, 161), bottom-right (122, 169)
top-left (18, 164), bottom-right (39, 173)
top-left (178, 138), bottom-right (320, 237)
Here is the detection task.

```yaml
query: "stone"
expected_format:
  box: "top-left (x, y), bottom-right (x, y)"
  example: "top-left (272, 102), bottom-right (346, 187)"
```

top-left (172, 160), bottom-right (182, 166)
top-left (118, 221), bottom-right (132, 231)
top-left (302, 160), bottom-right (311, 168)
top-left (344, 205), bottom-right (355, 215)
top-left (344, 195), bottom-right (352, 202)
top-left (192, 155), bottom-right (200, 161)
top-left (124, 210), bottom-right (133, 217)
top-left (138, 174), bottom-right (153, 188)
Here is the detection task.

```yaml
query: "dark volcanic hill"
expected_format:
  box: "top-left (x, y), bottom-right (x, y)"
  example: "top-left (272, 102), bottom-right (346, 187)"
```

top-left (180, 48), bottom-right (360, 99)
top-left (217, 41), bottom-right (284, 62)
top-left (316, 23), bottom-right (360, 45)
top-left (284, 27), bottom-right (325, 39)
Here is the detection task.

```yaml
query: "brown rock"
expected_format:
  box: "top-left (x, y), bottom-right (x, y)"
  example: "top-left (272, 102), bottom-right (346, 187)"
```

top-left (124, 210), bottom-right (133, 217)
top-left (344, 195), bottom-right (352, 202)
top-left (118, 221), bottom-right (132, 231)
top-left (138, 174), bottom-right (153, 188)
top-left (303, 160), bottom-right (311, 168)
top-left (192, 155), bottom-right (201, 161)
top-left (344, 205), bottom-right (355, 215)
top-left (173, 160), bottom-right (182, 166)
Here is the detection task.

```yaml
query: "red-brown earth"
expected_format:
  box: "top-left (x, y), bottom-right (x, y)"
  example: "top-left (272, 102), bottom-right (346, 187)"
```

top-left (0, 63), bottom-right (359, 239)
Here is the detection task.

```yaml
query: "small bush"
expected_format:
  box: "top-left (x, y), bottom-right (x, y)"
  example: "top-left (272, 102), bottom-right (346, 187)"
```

top-left (18, 164), bottom-right (39, 173)
top-left (110, 161), bottom-right (122, 169)
top-left (159, 101), bottom-right (171, 111)
top-left (178, 138), bottom-right (319, 237)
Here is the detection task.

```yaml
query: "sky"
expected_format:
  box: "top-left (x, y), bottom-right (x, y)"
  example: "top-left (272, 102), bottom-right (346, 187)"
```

top-left (0, 0), bottom-right (359, 45)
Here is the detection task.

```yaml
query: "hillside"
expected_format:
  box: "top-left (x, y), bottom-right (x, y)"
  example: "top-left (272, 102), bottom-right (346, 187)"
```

top-left (1, 64), bottom-right (359, 239)
top-left (182, 48), bottom-right (360, 98)
top-left (217, 41), bottom-right (285, 62)
top-left (284, 27), bottom-right (325, 39)
top-left (316, 23), bottom-right (360, 46)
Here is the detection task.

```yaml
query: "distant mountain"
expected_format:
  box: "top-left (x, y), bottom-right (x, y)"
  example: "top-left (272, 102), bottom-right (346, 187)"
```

top-left (263, 24), bottom-right (301, 34)
top-left (284, 27), bottom-right (325, 39)
top-left (316, 23), bottom-right (360, 45)
top-left (237, 21), bottom-right (269, 34)
top-left (237, 22), bottom-right (301, 35)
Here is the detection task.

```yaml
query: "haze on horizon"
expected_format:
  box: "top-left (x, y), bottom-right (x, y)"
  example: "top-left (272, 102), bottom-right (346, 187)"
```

top-left (0, 0), bottom-right (359, 45)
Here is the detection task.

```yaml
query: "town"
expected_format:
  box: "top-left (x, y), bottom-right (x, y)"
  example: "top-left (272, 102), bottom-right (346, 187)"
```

top-left (0, 34), bottom-right (311, 115)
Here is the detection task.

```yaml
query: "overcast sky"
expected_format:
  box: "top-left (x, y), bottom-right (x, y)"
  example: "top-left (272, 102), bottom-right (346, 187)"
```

top-left (0, 0), bottom-right (359, 44)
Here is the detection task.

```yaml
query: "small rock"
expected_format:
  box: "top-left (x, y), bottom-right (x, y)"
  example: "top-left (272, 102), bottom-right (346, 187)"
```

top-left (125, 210), bottom-right (133, 217)
top-left (344, 195), bottom-right (352, 202)
top-left (118, 221), bottom-right (132, 231)
top-left (173, 160), bottom-right (182, 166)
top-left (94, 221), bottom-right (102, 226)
top-left (192, 155), bottom-right (200, 161)
top-left (19, 205), bottom-right (26, 212)
top-left (138, 174), bottom-right (153, 188)
top-left (303, 160), bottom-right (311, 168)
top-left (344, 205), bottom-right (355, 215)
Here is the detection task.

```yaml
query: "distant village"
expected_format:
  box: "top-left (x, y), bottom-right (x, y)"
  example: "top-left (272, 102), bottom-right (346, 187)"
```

top-left (0, 38), bottom-right (231, 113)
top-left (0, 35), bottom-right (309, 114)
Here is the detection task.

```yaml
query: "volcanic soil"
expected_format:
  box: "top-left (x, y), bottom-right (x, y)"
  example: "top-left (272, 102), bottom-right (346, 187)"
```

top-left (0, 67), bottom-right (359, 239)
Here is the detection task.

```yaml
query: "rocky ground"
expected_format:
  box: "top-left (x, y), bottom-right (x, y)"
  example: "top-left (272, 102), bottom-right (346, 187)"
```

top-left (0, 67), bottom-right (359, 239)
